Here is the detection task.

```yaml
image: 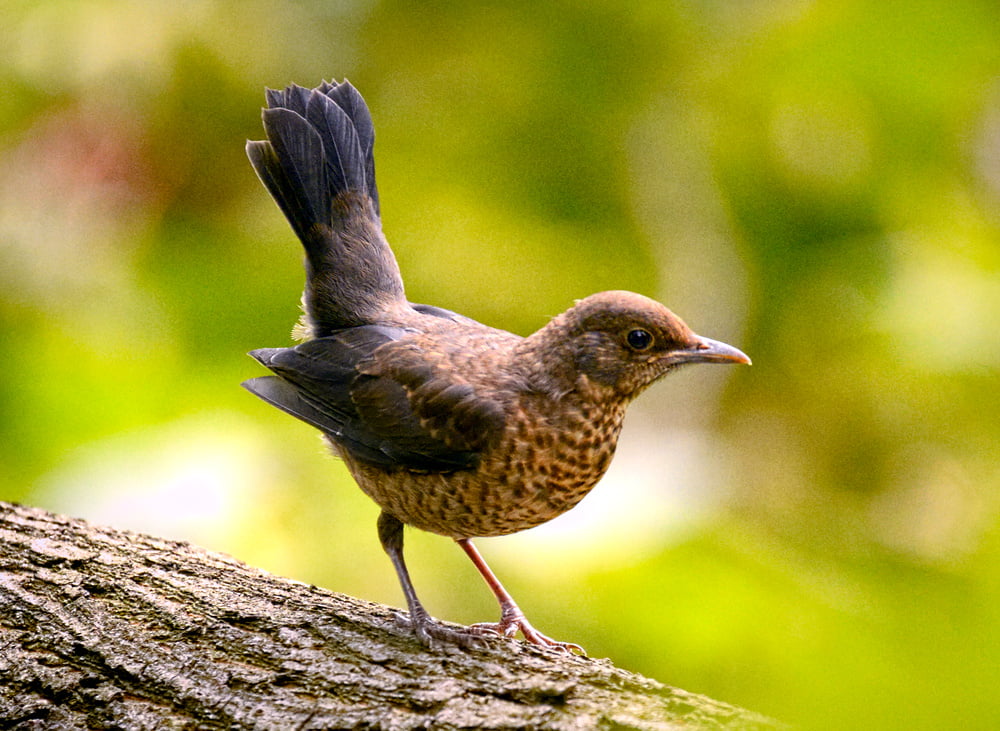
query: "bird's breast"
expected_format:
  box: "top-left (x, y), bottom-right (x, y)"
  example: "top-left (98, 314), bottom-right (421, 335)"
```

top-left (486, 395), bottom-right (627, 532)
top-left (343, 392), bottom-right (628, 539)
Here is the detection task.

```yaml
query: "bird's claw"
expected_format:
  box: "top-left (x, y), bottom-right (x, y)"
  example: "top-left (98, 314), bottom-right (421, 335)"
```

top-left (394, 609), bottom-right (584, 654)
top-left (468, 614), bottom-right (586, 655)
top-left (393, 610), bottom-right (488, 650)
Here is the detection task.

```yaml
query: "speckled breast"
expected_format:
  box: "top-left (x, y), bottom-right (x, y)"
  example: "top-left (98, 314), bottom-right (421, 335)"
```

top-left (342, 395), bottom-right (627, 539)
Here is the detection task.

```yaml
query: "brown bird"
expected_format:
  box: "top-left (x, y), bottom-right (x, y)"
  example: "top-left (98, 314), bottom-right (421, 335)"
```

top-left (243, 80), bottom-right (750, 652)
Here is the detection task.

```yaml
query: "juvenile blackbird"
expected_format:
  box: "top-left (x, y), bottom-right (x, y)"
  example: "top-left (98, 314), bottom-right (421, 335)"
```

top-left (243, 80), bottom-right (750, 652)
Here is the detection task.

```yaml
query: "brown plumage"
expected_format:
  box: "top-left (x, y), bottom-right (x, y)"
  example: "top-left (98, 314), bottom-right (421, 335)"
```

top-left (244, 80), bottom-right (750, 652)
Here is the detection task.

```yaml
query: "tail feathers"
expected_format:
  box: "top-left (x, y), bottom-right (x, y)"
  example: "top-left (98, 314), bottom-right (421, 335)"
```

top-left (264, 81), bottom-right (375, 191)
top-left (248, 80), bottom-right (406, 332)
top-left (247, 112), bottom-right (328, 243)
top-left (314, 80), bottom-right (378, 213)
top-left (247, 80), bottom-right (379, 241)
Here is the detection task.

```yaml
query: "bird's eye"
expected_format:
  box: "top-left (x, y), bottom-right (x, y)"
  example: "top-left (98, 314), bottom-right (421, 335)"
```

top-left (626, 328), bottom-right (654, 351)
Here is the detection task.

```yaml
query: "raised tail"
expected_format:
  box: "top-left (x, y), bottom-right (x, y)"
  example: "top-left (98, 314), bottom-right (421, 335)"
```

top-left (247, 80), bottom-right (406, 334)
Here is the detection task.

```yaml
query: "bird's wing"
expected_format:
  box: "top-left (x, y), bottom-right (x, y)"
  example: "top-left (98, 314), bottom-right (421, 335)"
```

top-left (243, 327), bottom-right (506, 472)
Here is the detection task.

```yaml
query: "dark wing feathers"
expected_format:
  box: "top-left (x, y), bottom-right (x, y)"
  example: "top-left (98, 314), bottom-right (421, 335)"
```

top-left (243, 376), bottom-right (348, 441)
top-left (243, 328), bottom-right (506, 473)
top-left (409, 302), bottom-right (480, 326)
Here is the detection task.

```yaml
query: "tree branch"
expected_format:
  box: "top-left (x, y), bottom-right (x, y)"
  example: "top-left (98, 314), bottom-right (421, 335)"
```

top-left (0, 501), bottom-right (778, 729)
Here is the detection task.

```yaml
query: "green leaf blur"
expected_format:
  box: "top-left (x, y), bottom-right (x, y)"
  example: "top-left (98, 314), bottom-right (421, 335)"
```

top-left (2, 1), bottom-right (998, 727)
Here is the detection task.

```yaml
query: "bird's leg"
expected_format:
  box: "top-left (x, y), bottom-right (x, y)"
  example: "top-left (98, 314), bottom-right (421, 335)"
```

top-left (377, 511), bottom-right (484, 649)
top-left (456, 538), bottom-right (585, 654)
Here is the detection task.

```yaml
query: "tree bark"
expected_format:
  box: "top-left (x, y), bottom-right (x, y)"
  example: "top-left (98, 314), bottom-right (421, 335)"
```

top-left (0, 501), bottom-right (778, 730)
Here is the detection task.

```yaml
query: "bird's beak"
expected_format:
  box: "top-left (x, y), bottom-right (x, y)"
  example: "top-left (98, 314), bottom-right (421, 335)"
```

top-left (668, 336), bottom-right (751, 366)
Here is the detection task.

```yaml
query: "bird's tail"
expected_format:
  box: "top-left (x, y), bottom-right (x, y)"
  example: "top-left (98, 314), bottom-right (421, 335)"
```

top-left (247, 80), bottom-right (406, 334)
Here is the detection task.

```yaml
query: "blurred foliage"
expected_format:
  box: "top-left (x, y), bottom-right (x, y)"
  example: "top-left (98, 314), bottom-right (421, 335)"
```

top-left (2, 0), bottom-right (999, 728)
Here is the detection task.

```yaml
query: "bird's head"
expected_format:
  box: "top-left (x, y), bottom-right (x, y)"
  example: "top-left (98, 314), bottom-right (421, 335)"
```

top-left (524, 291), bottom-right (750, 401)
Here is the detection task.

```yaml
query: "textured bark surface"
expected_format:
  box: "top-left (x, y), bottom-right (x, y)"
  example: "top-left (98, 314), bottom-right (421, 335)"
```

top-left (0, 501), bottom-right (778, 729)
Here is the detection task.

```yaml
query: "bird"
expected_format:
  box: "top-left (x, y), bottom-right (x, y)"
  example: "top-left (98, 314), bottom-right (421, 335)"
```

top-left (243, 79), bottom-right (750, 653)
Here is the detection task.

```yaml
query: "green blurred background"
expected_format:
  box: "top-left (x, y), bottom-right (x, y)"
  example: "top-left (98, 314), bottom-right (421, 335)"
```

top-left (2, 1), bottom-right (999, 727)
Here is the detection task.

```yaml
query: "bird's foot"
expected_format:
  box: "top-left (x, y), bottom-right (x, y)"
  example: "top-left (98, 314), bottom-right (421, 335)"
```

top-left (468, 607), bottom-right (585, 655)
top-left (393, 609), bottom-right (488, 651)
